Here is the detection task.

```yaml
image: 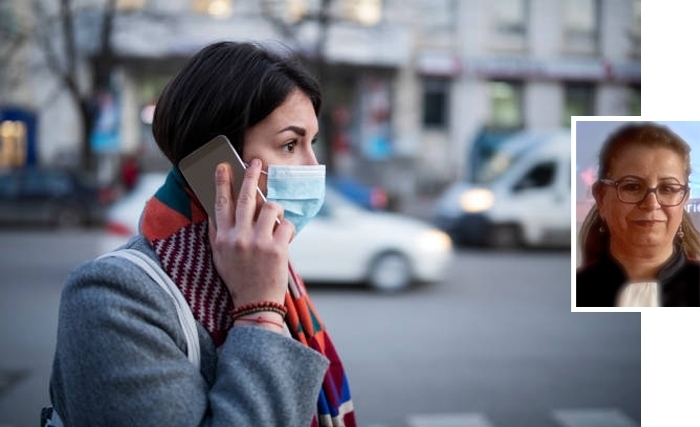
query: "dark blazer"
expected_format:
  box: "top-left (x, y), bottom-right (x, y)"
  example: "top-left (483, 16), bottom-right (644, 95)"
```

top-left (577, 247), bottom-right (700, 307)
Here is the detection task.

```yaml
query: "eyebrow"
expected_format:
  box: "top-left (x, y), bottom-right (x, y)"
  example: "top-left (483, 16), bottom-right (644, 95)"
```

top-left (277, 125), bottom-right (307, 137)
top-left (617, 174), bottom-right (683, 183)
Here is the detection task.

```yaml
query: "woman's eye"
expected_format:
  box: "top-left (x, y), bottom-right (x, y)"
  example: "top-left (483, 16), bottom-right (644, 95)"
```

top-left (620, 183), bottom-right (641, 192)
top-left (660, 185), bottom-right (680, 194)
top-left (284, 141), bottom-right (297, 152)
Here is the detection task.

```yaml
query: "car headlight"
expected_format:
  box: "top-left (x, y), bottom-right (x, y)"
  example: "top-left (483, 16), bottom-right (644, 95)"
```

top-left (459, 188), bottom-right (494, 213)
top-left (417, 229), bottom-right (452, 253)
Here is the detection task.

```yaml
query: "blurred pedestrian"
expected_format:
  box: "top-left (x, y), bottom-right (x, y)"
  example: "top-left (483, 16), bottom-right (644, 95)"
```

top-left (120, 154), bottom-right (139, 191)
top-left (47, 41), bottom-right (356, 426)
top-left (577, 123), bottom-right (700, 307)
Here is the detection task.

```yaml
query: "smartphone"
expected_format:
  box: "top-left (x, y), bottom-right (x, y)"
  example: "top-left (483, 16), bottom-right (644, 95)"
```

top-left (178, 135), bottom-right (265, 227)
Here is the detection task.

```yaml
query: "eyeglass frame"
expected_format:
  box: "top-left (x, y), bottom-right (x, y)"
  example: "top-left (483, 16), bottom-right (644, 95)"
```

top-left (598, 177), bottom-right (690, 207)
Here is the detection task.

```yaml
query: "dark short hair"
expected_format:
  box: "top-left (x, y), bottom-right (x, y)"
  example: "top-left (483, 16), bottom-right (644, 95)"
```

top-left (152, 41), bottom-right (322, 165)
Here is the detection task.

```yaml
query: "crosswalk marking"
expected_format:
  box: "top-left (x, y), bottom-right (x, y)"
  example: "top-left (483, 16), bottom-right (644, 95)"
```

top-left (391, 408), bottom-right (638, 427)
top-left (552, 409), bottom-right (639, 427)
top-left (407, 413), bottom-right (495, 427)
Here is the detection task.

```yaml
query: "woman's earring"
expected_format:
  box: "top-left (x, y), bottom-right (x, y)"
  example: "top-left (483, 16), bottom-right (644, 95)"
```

top-left (678, 224), bottom-right (685, 239)
top-left (599, 224), bottom-right (606, 233)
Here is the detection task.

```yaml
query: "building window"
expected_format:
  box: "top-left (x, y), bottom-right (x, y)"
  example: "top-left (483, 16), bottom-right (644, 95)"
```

top-left (491, 0), bottom-right (528, 51)
top-left (340, 0), bottom-right (383, 26)
top-left (418, 0), bottom-right (456, 48)
top-left (116, 0), bottom-right (147, 11)
top-left (192, 0), bottom-right (233, 18)
top-left (563, 0), bottom-right (599, 55)
top-left (422, 78), bottom-right (450, 129)
top-left (0, 120), bottom-right (27, 168)
top-left (488, 81), bottom-right (523, 129)
top-left (563, 83), bottom-right (595, 127)
top-left (629, 0), bottom-right (641, 57)
top-left (0, 2), bottom-right (20, 39)
top-left (628, 84), bottom-right (641, 116)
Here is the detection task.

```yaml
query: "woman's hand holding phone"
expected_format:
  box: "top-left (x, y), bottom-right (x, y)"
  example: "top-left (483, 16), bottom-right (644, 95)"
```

top-left (208, 159), bottom-right (294, 327)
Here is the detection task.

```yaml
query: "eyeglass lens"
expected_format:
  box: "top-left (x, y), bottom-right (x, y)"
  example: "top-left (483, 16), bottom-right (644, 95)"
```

top-left (617, 180), bottom-right (686, 205)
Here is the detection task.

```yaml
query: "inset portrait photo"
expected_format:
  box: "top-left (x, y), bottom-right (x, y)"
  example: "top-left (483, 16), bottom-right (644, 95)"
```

top-left (573, 117), bottom-right (700, 311)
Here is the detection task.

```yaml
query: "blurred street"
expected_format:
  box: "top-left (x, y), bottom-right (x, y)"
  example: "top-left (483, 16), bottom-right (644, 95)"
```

top-left (0, 222), bottom-right (639, 427)
top-left (0, 1), bottom-right (641, 425)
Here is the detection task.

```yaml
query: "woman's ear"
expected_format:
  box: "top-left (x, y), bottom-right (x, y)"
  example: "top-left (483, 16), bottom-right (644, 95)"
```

top-left (592, 181), bottom-right (604, 204)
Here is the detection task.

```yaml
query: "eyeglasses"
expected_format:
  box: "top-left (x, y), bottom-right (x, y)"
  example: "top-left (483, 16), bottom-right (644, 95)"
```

top-left (599, 178), bottom-right (689, 207)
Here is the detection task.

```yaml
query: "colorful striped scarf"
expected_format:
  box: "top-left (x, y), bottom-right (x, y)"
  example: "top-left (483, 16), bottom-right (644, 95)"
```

top-left (140, 169), bottom-right (356, 426)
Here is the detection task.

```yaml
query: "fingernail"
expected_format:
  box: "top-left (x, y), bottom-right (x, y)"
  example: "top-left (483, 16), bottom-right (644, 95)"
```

top-left (216, 163), bottom-right (226, 176)
top-left (251, 158), bottom-right (261, 168)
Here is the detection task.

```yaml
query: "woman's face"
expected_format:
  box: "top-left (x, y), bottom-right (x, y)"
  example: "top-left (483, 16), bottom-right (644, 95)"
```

top-left (242, 88), bottom-right (319, 192)
top-left (596, 145), bottom-right (688, 255)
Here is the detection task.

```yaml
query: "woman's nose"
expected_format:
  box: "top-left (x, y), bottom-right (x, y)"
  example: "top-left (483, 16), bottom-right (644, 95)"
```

top-left (304, 146), bottom-right (319, 166)
top-left (638, 189), bottom-right (662, 209)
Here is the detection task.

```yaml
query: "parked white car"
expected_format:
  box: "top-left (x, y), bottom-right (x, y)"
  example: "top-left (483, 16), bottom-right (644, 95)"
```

top-left (289, 187), bottom-right (453, 291)
top-left (99, 172), bottom-right (166, 254)
top-left (100, 173), bottom-right (453, 292)
top-left (434, 129), bottom-right (571, 248)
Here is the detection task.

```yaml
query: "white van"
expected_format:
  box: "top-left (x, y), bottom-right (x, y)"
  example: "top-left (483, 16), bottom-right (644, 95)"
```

top-left (433, 129), bottom-right (571, 248)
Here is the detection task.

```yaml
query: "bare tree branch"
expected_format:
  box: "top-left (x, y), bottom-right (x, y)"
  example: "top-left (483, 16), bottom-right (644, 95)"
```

top-left (260, 0), bottom-right (302, 45)
top-left (29, 0), bottom-right (113, 170)
top-left (260, 0), bottom-right (336, 170)
top-left (60, 0), bottom-right (76, 78)
top-left (94, 0), bottom-right (117, 88)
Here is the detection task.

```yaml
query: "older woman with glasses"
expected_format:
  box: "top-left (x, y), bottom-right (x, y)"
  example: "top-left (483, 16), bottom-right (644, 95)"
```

top-left (577, 122), bottom-right (700, 307)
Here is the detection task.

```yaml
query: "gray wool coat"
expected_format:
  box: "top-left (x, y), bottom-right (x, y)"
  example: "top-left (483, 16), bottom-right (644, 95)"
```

top-left (49, 235), bottom-right (329, 426)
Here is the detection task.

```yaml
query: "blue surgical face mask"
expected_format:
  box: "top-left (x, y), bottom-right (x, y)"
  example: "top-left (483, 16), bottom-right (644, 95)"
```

top-left (262, 164), bottom-right (326, 234)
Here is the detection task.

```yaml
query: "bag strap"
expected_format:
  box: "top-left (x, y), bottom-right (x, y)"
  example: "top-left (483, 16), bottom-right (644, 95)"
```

top-left (96, 248), bottom-right (201, 369)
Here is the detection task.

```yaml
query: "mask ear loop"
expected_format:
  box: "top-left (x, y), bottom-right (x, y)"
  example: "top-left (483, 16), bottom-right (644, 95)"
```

top-left (243, 162), bottom-right (268, 175)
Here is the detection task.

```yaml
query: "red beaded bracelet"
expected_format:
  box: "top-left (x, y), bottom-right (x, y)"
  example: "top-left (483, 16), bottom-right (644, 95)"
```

top-left (230, 301), bottom-right (287, 320)
top-left (231, 306), bottom-right (286, 319)
top-left (234, 316), bottom-right (284, 330)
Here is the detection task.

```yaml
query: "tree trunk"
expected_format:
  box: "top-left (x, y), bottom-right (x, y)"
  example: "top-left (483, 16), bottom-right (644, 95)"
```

top-left (78, 97), bottom-right (94, 171)
top-left (316, 0), bottom-right (335, 173)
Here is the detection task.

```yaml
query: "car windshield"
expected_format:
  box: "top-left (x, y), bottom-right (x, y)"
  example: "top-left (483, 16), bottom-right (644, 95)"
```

top-left (474, 151), bottom-right (523, 184)
top-left (472, 132), bottom-right (548, 184)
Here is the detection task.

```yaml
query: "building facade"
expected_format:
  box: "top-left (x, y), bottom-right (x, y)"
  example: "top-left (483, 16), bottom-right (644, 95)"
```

top-left (0, 0), bottom-right (640, 198)
top-left (412, 0), bottom-right (640, 191)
